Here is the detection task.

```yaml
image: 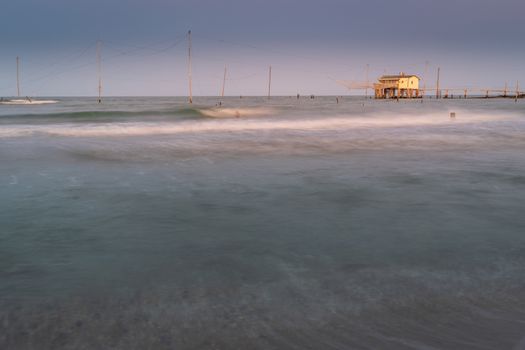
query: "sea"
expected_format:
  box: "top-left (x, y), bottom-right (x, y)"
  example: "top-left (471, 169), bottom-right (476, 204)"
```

top-left (1, 96), bottom-right (525, 349)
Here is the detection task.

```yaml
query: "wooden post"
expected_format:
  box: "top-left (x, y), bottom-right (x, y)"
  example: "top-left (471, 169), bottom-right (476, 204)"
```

top-left (188, 30), bottom-right (193, 104)
top-left (436, 67), bottom-right (440, 99)
top-left (516, 81), bottom-right (519, 103)
top-left (268, 65), bottom-right (272, 99)
top-left (16, 56), bottom-right (20, 97)
top-left (504, 82), bottom-right (507, 97)
top-left (423, 60), bottom-right (429, 99)
top-left (96, 41), bottom-right (102, 103)
top-left (365, 64), bottom-right (369, 98)
top-left (221, 65), bottom-right (227, 97)
top-left (464, 89), bottom-right (467, 99)
top-left (485, 90), bottom-right (489, 98)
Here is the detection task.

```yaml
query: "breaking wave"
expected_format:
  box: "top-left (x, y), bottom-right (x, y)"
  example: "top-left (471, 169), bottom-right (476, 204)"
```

top-left (199, 107), bottom-right (273, 118)
top-left (0, 107), bottom-right (203, 120)
top-left (0, 111), bottom-right (512, 138)
top-left (0, 106), bottom-right (272, 121)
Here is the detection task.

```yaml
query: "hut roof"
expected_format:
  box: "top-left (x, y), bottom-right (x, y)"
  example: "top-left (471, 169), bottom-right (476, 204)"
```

top-left (379, 74), bottom-right (420, 81)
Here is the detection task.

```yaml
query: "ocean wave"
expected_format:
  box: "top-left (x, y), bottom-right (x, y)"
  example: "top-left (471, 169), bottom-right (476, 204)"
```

top-left (199, 107), bottom-right (273, 118)
top-left (0, 107), bottom-right (204, 120)
top-left (0, 111), bottom-right (511, 138)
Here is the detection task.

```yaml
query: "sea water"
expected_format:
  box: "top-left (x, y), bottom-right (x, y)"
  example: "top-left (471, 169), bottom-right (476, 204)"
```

top-left (1, 96), bottom-right (525, 349)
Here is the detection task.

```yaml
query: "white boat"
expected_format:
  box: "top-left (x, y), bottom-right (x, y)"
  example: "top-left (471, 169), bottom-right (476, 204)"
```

top-left (0, 57), bottom-right (58, 105)
top-left (0, 98), bottom-right (58, 105)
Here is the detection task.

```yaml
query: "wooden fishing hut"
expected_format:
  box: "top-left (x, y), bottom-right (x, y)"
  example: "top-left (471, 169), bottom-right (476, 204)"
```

top-left (374, 74), bottom-right (420, 99)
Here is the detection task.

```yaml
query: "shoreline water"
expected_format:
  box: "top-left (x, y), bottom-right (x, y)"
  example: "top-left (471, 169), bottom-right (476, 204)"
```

top-left (1, 97), bottom-right (525, 349)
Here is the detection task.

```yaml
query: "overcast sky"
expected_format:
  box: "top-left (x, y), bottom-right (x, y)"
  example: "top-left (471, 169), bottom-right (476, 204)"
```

top-left (1, 0), bottom-right (523, 96)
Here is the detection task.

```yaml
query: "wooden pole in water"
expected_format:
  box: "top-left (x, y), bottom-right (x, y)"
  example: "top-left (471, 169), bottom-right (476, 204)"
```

top-left (504, 82), bottom-right (508, 97)
top-left (516, 81), bottom-right (519, 103)
top-left (423, 60), bottom-right (429, 99)
top-left (16, 56), bottom-right (20, 97)
top-left (464, 89), bottom-right (467, 99)
top-left (96, 41), bottom-right (102, 103)
top-left (365, 63), bottom-right (369, 98)
top-left (436, 67), bottom-right (441, 99)
top-left (188, 30), bottom-right (193, 104)
top-left (268, 65), bottom-right (272, 99)
top-left (221, 65), bottom-right (227, 98)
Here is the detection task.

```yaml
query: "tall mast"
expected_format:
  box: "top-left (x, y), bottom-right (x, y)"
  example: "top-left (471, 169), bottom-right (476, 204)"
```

top-left (268, 65), bottom-right (272, 99)
top-left (221, 65), bottom-right (227, 97)
top-left (188, 30), bottom-right (193, 104)
top-left (16, 56), bottom-right (20, 97)
top-left (97, 41), bottom-right (102, 103)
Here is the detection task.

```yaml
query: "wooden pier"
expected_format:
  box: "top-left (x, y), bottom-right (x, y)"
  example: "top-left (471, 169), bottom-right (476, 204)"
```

top-left (338, 76), bottom-right (523, 100)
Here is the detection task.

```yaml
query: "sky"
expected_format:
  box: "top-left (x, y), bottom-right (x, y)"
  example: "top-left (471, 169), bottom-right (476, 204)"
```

top-left (0, 0), bottom-right (524, 96)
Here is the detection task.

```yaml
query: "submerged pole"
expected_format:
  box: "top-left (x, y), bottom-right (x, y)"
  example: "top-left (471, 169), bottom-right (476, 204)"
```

top-left (96, 41), bottom-right (102, 103)
top-left (188, 30), bottom-right (193, 104)
top-left (16, 56), bottom-right (20, 97)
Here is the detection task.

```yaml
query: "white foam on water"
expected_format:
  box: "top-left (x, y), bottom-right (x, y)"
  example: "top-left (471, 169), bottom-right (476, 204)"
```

top-left (0, 111), bottom-right (512, 138)
top-left (199, 107), bottom-right (273, 118)
top-left (0, 127), bottom-right (36, 138)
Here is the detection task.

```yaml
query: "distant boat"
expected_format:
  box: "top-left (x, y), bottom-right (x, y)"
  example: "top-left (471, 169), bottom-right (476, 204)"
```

top-left (0, 97), bottom-right (58, 105)
top-left (0, 57), bottom-right (58, 105)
